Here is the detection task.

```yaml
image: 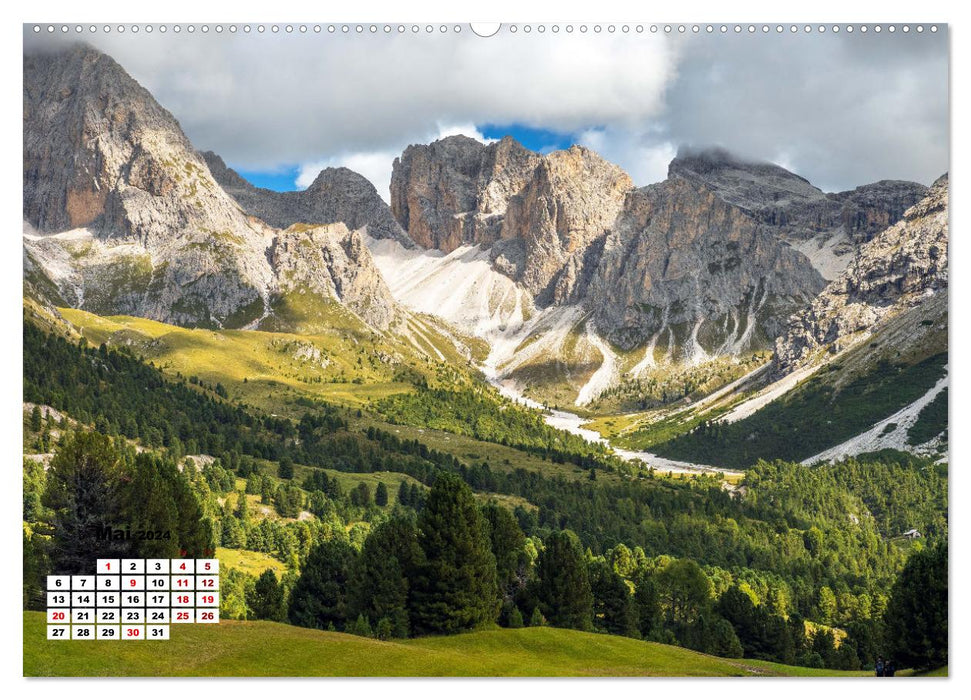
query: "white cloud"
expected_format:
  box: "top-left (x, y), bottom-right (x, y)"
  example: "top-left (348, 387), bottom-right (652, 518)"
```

top-left (578, 128), bottom-right (676, 186)
top-left (296, 124), bottom-right (496, 201)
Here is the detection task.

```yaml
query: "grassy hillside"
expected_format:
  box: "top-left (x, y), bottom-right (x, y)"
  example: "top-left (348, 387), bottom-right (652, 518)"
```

top-left (22, 612), bottom-right (866, 677)
top-left (57, 307), bottom-right (470, 411)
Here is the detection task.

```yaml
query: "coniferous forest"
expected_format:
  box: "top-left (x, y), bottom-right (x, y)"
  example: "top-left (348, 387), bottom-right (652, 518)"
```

top-left (23, 320), bottom-right (948, 671)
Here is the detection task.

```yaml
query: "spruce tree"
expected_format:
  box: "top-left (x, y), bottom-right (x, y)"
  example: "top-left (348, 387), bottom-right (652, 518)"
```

top-left (589, 559), bottom-right (638, 637)
top-left (533, 530), bottom-right (593, 631)
top-left (410, 473), bottom-right (499, 635)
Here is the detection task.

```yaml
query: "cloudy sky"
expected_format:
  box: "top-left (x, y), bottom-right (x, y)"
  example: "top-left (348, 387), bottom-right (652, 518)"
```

top-left (25, 25), bottom-right (949, 200)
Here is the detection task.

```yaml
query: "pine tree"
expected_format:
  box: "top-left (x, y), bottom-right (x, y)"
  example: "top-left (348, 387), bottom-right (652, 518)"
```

top-left (884, 541), bottom-right (948, 670)
top-left (529, 607), bottom-right (546, 627)
top-left (347, 517), bottom-right (419, 639)
top-left (30, 405), bottom-right (42, 432)
top-left (482, 502), bottom-right (527, 604)
top-left (410, 473), bottom-right (500, 635)
top-left (533, 530), bottom-right (593, 631)
top-left (288, 539), bottom-right (356, 631)
top-left (375, 482), bottom-right (389, 507)
top-left (251, 570), bottom-right (287, 621)
top-left (42, 431), bottom-right (127, 572)
top-left (589, 559), bottom-right (638, 637)
top-left (507, 606), bottom-right (524, 629)
top-left (397, 481), bottom-right (411, 507)
top-left (278, 457), bottom-right (294, 480)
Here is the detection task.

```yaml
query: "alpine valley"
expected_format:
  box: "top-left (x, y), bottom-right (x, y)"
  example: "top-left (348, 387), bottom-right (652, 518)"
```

top-left (23, 43), bottom-right (949, 676)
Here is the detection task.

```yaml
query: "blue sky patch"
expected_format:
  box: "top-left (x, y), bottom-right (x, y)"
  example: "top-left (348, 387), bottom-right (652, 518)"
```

top-left (479, 124), bottom-right (576, 154)
top-left (235, 165), bottom-right (302, 192)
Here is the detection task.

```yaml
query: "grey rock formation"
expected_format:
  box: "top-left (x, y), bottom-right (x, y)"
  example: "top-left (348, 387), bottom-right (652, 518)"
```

top-left (202, 151), bottom-right (411, 246)
top-left (773, 175), bottom-right (948, 375)
top-left (23, 44), bottom-right (396, 331)
top-left (270, 223), bottom-right (396, 330)
top-left (670, 147), bottom-right (928, 249)
top-left (390, 135), bottom-right (541, 252)
top-left (588, 175), bottom-right (825, 354)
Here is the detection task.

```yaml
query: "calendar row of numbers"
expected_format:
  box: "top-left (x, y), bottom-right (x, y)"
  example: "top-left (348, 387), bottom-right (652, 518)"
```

top-left (95, 558), bottom-right (219, 574)
top-left (48, 625), bottom-right (173, 640)
top-left (48, 607), bottom-right (219, 623)
top-left (47, 574), bottom-right (219, 591)
top-left (48, 591), bottom-right (219, 608)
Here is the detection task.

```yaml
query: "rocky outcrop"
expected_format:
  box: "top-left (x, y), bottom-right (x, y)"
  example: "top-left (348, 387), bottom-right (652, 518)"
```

top-left (270, 223), bottom-right (396, 330)
top-left (390, 135), bottom-right (541, 252)
top-left (587, 175), bottom-right (826, 356)
top-left (773, 175), bottom-right (948, 374)
top-left (670, 148), bottom-right (928, 268)
top-left (23, 44), bottom-right (396, 331)
top-left (202, 152), bottom-right (411, 246)
top-left (391, 136), bottom-right (633, 303)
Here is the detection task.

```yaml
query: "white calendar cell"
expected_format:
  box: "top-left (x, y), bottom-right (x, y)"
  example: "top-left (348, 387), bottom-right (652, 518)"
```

top-left (122, 624), bottom-right (145, 640)
top-left (171, 576), bottom-right (194, 591)
top-left (196, 558), bottom-right (219, 574)
top-left (171, 559), bottom-right (195, 574)
top-left (72, 608), bottom-right (95, 623)
top-left (146, 558), bottom-right (170, 574)
top-left (195, 575), bottom-right (219, 590)
top-left (146, 624), bottom-right (170, 640)
top-left (146, 575), bottom-right (170, 591)
top-left (122, 608), bottom-right (145, 624)
top-left (96, 559), bottom-right (120, 574)
top-left (72, 625), bottom-right (95, 640)
top-left (71, 591), bottom-right (95, 607)
top-left (71, 575), bottom-right (95, 591)
top-left (96, 625), bottom-right (120, 640)
top-left (147, 608), bottom-right (169, 623)
top-left (97, 575), bottom-right (120, 591)
top-left (46, 608), bottom-right (69, 624)
top-left (47, 625), bottom-right (70, 640)
top-left (172, 608), bottom-right (194, 624)
top-left (146, 592), bottom-right (170, 607)
top-left (46, 575), bottom-right (70, 591)
top-left (122, 575), bottom-right (145, 591)
top-left (172, 592), bottom-right (193, 607)
top-left (47, 592), bottom-right (69, 607)
top-left (196, 609), bottom-right (219, 624)
top-left (97, 592), bottom-right (119, 607)
top-left (97, 608), bottom-right (120, 624)
top-left (121, 592), bottom-right (144, 607)
top-left (196, 591), bottom-right (219, 607)
top-left (122, 559), bottom-right (145, 574)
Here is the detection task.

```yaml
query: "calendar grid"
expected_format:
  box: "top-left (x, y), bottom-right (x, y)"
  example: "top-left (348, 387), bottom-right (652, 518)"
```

top-left (46, 559), bottom-right (219, 641)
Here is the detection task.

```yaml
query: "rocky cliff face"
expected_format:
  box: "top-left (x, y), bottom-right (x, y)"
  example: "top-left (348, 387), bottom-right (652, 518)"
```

top-left (587, 175), bottom-right (825, 356)
top-left (390, 135), bottom-right (542, 252)
top-left (670, 148), bottom-right (928, 279)
top-left (203, 152), bottom-right (410, 246)
top-left (270, 223), bottom-right (396, 330)
top-left (773, 175), bottom-right (948, 374)
top-left (387, 139), bottom-right (929, 375)
top-left (23, 44), bottom-right (396, 331)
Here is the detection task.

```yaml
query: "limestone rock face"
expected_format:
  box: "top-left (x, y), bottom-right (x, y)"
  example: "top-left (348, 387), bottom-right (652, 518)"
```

top-left (23, 44), bottom-right (396, 331)
top-left (390, 135), bottom-right (542, 252)
top-left (495, 146), bottom-right (633, 304)
top-left (587, 176), bottom-right (826, 356)
top-left (669, 148), bottom-right (929, 279)
top-left (270, 223), bottom-right (396, 330)
top-left (773, 175), bottom-right (948, 375)
top-left (203, 152), bottom-right (410, 246)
